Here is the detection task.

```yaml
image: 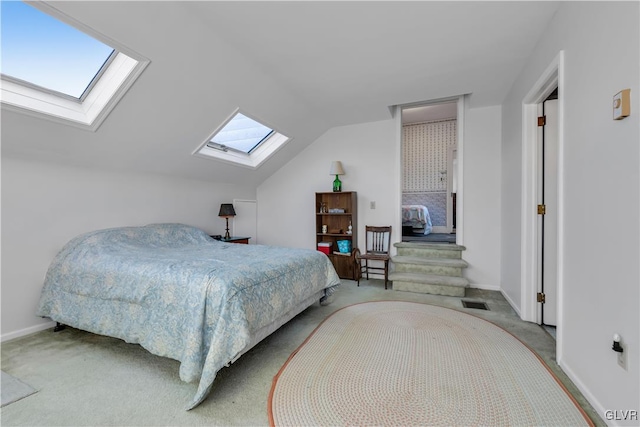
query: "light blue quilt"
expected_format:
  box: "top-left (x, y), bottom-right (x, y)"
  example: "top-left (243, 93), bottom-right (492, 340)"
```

top-left (36, 223), bottom-right (340, 409)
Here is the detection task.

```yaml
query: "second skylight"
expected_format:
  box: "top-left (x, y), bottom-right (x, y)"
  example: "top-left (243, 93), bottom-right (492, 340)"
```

top-left (209, 112), bottom-right (274, 154)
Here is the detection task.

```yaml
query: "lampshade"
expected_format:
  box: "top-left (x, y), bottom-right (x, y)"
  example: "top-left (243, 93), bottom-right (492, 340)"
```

top-left (329, 161), bottom-right (345, 176)
top-left (218, 203), bottom-right (236, 218)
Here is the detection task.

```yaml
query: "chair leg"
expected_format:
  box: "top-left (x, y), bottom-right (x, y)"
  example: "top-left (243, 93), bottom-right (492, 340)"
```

top-left (384, 260), bottom-right (388, 289)
top-left (365, 259), bottom-right (369, 280)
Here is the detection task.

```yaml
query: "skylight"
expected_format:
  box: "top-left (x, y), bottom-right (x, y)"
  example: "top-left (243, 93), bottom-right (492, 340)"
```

top-left (209, 113), bottom-right (274, 154)
top-left (1, 1), bottom-right (115, 99)
top-left (194, 110), bottom-right (290, 169)
top-left (0, 1), bottom-right (149, 130)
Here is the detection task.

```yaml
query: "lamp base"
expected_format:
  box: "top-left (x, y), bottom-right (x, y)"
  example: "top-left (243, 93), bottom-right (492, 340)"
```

top-left (333, 175), bottom-right (342, 192)
top-left (224, 218), bottom-right (231, 239)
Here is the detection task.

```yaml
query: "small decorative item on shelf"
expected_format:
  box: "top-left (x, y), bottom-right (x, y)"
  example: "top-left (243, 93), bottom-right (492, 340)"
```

top-left (337, 240), bottom-right (351, 254)
top-left (329, 161), bottom-right (345, 192)
top-left (322, 225), bottom-right (328, 234)
top-left (319, 202), bottom-right (327, 213)
top-left (347, 221), bottom-right (352, 235)
top-left (329, 208), bottom-right (345, 213)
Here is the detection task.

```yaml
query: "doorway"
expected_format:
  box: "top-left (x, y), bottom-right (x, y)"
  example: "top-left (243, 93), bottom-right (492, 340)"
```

top-left (447, 146), bottom-right (458, 234)
top-left (538, 89), bottom-right (558, 328)
top-left (520, 50), bottom-right (564, 360)
top-left (232, 199), bottom-right (257, 244)
top-left (400, 101), bottom-right (459, 241)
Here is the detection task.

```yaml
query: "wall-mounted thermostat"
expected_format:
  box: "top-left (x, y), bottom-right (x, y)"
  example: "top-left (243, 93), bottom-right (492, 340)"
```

top-left (613, 89), bottom-right (630, 120)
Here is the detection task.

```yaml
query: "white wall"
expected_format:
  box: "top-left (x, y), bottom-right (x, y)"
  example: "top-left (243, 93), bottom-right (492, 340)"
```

top-left (501, 2), bottom-right (639, 422)
top-left (1, 157), bottom-right (255, 340)
top-left (258, 110), bottom-right (502, 290)
top-left (257, 119), bottom-right (399, 251)
top-left (463, 105), bottom-right (502, 290)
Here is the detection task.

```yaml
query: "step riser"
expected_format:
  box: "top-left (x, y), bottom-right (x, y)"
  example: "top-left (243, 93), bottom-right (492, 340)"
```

top-left (396, 247), bottom-right (462, 259)
top-left (391, 242), bottom-right (468, 297)
top-left (393, 280), bottom-right (466, 297)
top-left (394, 263), bottom-right (463, 276)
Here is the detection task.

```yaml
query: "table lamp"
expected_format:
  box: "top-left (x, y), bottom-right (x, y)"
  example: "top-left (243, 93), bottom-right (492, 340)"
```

top-left (218, 203), bottom-right (236, 239)
top-left (330, 161), bottom-right (345, 192)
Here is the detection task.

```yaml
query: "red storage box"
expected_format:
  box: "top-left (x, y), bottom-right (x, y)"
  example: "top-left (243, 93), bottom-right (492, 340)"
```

top-left (317, 242), bottom-right (332, 255)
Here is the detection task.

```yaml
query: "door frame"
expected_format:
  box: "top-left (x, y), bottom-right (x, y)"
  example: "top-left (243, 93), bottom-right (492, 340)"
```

top-left (232, 199), bottom-right (257, 244)
top-left (539, 96), bottom-right (559, 327)
top-left (446, 145), bottom-right (458, 234)
top-left (520, 51), bottom-right (565, 358)
top-left (395, 95), bottom-right (465, 244)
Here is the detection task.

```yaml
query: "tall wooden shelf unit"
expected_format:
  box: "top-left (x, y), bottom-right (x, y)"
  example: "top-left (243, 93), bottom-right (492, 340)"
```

top-left (315, 191), bottom-right (358, 280)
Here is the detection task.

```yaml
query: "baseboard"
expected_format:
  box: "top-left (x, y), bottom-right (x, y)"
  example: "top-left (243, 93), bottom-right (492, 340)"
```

top-left (559, 360), bottom-right (608, 426)
top-left (500, 289), bottom-right (521, 318)
top-left (1, 320), bottom-right (55, 343)
top-left (468, 283), bottom-right (501, 291)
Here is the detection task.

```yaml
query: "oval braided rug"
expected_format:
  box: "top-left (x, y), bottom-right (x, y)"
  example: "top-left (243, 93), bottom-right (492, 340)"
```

top-left (269, 301), bottom-right (592, 426)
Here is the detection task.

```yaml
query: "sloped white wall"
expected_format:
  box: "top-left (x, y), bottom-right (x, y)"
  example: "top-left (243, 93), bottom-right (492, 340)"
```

top-left (501, 2), bottom-right (639, 421)
top-left (1, 158), bottom-right (255, 340)
top-left (257, 120), bottom-right (399, 252)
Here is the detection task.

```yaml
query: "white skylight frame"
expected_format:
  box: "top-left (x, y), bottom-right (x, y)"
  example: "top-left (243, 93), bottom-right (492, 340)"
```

top-left (0, 1), bottom-right (149, 131)
top-left (1, 50), bottom-right (117, 103)
top-left (193, 109), bottom-right (291, 169)
top-left (209, 112), bottom-right (275, 154)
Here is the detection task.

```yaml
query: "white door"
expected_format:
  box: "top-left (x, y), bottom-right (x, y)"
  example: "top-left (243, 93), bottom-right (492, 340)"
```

top-left (539, 98), bottom-right (558, 326)
top-left (232, 199), bottom-right (257, 244)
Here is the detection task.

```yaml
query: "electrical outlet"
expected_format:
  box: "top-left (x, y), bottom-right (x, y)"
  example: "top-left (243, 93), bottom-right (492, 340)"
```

top-left (618, 347), bottom-right (627, 370)
top-left (370, 201), bottom-right (376, 209)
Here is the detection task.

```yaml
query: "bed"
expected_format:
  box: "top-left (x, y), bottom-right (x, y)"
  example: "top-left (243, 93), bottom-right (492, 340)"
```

top-left (402, 204), bottom-right (433, 235)
top-left (36, 223), bottom-right (340, 409)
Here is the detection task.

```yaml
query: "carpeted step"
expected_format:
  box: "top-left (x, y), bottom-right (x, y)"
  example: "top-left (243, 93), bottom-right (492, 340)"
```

top-left (392, 256), bottom-right (468, 276)
top-left (389, 272), bottom-right (469, 297)
top-left (394, 242), bottom-right (466, 259)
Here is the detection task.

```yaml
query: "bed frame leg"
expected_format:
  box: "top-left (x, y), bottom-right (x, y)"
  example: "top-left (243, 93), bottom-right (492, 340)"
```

top-left (53, 322), bottom-right (66, 332)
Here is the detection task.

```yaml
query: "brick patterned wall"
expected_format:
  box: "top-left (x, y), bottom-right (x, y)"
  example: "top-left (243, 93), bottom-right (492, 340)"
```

top-left (402, 119), bottom-right (455, 227)
top-left (402, 119), bottom-right (456, 192)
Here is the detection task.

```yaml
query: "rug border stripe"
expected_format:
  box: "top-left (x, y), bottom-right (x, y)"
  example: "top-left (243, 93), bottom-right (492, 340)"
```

top-left (268, 300), bottom-right (594, 427)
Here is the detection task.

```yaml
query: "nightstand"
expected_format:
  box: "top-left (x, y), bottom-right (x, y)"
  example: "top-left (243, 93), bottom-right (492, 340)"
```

top-left (211, 236), bottom-right (250, 244)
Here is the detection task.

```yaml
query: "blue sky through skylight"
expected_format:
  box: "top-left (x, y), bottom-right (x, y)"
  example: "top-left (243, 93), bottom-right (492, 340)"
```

top-left (210, 113), bottom-right (274, 153)
top-left (1, 1), bottom-right (115, 98)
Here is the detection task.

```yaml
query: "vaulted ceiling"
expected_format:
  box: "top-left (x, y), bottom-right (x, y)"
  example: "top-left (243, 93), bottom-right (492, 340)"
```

top-left (1, 1), bottom-right (559, 186)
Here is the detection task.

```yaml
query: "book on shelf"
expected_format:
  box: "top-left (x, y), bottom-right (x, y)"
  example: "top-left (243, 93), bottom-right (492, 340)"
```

top-left (333, 251), bottom-right (351, 256)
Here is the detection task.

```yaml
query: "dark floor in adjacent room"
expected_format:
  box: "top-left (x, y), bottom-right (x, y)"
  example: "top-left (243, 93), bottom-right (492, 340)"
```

top-left (402, 232), bottom-right (457, 243)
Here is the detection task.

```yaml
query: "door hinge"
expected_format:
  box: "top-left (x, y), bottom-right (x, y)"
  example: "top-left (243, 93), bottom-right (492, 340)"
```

top-left (538, 116), bottom-right (546, 126)
top-left (537, 204), bottom-right (546, 215)
top-left (537, 292), bottom-right (546, 303)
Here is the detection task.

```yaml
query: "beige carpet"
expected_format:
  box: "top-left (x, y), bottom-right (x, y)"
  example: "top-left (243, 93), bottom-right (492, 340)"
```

top-left (269, 301), bottom-right (593, 426)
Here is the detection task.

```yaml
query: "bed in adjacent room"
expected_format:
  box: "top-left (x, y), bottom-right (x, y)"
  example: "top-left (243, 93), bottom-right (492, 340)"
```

top-left (401, 204), bottom-right (433, 235)
top-left (36, 223), bottom-right (340, 409)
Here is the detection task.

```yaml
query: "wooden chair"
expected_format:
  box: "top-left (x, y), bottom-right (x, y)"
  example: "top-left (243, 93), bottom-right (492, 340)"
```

top-left (356, 226), bottom-right (392, 289)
